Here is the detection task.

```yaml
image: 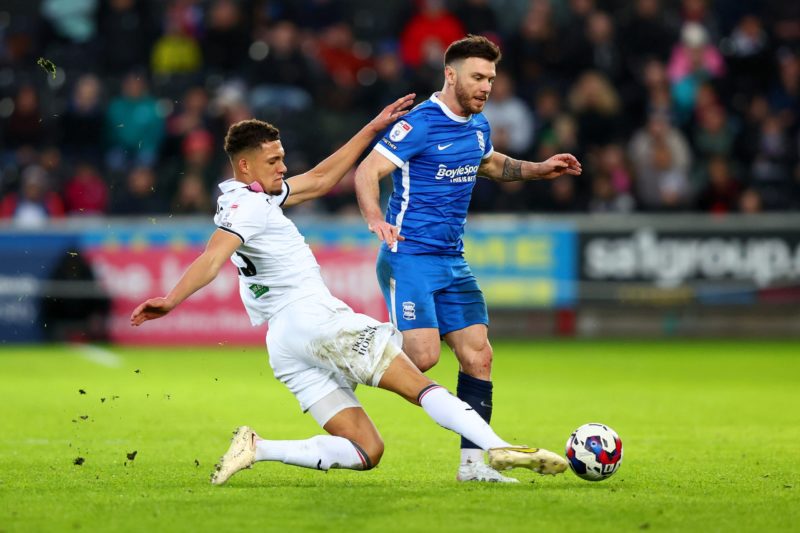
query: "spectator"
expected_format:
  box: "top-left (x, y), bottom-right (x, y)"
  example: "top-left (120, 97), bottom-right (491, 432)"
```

top-left (109, 166), bottom-right (168, 215)
top-left (361, 45), bottom-right (415, 109)
top-left (721, 14), bottom-right (774, 105)
top-left (585, 11), bottom-right (624, 83)
top-left (595, 143), bottom-right (635, 205)
top-left (3, 84), bottom-right (47, 151)
top-left (162, 85), bottom-right (213, 160)
top-left (248, 21), bottom-right (315, 114)
top-left (482, 71), bottom-right (535, 156)
top-left (399, 0), bottom-right (464, 69)
top-left (750, 114), bottom-right (793, 208)
top-left (203, 0), bottom-right (250, 75)
top-left (568, 71), bottom-right (623, 149)
top-left (629, 112), bottom-right (693, 209)
top-left (63, 163), bottom-right (109, 215)
top-left (0, 165), bottom-right (65, 227)
top-left (151, 18), bottom-right (203, 77)
top-left (691, 103), bottom-right (738, 185)
top-left (588, 174), bottom-right (635, 213)
top-left (619, 0), bottom-right (678, 76)
top-left (454, 0), bottom-right (500, 39)
top-left (506, 1), bottom-right (563, 93)
top-left (560, 0), bottom-right (596, 80)
top-left (60, 74), bottom-right (105, 164)
top-left (105, 71), bottom-right (165, 171)
top-left (668, 22), bottom-right (726, 123)
top-left (768, 49), bottom-right (799, 132)
top-left (171, 171), bottom-right (212, 214)
top-left (314, 22), bottom-right (372, 90)
top-left (97, 0), bottom-right (156, 76)
top-left (738, 187), bottom-right (763, 213)
top-left (696, 156), bottom-right (742, 213)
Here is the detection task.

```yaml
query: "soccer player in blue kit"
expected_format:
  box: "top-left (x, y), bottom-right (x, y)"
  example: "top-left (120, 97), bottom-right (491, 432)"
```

top-left (355, 35), bottom-right (582, 482)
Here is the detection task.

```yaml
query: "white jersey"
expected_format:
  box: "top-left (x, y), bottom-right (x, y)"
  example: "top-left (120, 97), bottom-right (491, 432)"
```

top-left (213, 178), bottom-right (331, 325)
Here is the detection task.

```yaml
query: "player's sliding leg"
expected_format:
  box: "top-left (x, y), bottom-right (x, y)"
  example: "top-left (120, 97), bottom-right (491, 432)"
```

top-left (378, 352), bottom-right (567, 479)
top-left (211, 395), bottom-right (383, 485)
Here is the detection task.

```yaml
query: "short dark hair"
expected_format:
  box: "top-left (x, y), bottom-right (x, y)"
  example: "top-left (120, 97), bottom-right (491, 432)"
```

top-left (224, 119), bottom-right (280, 158)
top-left (444, 35), bottom-right (502, 66)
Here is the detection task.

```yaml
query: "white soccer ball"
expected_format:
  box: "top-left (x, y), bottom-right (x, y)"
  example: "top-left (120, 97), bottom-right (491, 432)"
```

top-left (565, 422), bottom-right (623, 481)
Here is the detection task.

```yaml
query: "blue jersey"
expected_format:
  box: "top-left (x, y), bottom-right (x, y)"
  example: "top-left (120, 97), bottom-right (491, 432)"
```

top-left (373, 93), bottom-right (494, 256)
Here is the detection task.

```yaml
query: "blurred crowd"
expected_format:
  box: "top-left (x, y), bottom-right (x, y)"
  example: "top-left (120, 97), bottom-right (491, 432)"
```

top-left (0, 0), bottom-right (799, 226)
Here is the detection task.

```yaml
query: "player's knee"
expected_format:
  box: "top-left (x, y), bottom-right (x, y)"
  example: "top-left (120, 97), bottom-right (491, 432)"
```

top-left (361, 437), bottom-right (384, 469)
top-left (460, 343), bottom-right (493, 376)
top-left (403, 339), bottom-right (441, 373)
top-left (405, 347), bottom-right (440, 372)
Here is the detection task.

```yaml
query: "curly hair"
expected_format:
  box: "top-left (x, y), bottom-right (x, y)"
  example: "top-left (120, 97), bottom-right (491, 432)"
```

top-left (444, 34), bottom-right (502, 66)
top-left (223, 119), bottom-right (280, 158)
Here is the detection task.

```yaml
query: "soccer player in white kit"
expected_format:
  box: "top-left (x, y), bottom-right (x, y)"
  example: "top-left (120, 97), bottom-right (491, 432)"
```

top-left (130, 94), bottom-right (567, 485)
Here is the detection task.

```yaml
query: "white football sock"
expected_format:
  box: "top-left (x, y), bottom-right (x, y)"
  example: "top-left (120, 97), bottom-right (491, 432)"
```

top-left (460, 449), bottom-right (484, 465)
top-left (255, 435), bottom-right (370, 471)
top-left (419, 385), bottom-right (511, 450)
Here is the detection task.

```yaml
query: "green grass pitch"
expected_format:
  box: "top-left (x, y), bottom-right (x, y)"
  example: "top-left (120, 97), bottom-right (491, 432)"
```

top-left (1, 340), bottom-right (798, 532)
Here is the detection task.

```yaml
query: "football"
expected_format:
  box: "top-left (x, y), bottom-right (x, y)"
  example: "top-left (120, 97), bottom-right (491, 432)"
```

top-left (565, 423), bottom-right (623, 481)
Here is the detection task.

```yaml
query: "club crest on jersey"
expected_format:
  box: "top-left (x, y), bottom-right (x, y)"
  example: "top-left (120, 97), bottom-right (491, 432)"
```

top-left (389, 120), bottom-right (413, 142)
top-left (402, 301), bottom-right (416, 320)
top-left (476, 131), bottom-right (485, 152)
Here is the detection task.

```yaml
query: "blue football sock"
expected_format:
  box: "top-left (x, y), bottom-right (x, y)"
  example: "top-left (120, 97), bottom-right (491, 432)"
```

top-left (456, 371), bottom-right (493, 450)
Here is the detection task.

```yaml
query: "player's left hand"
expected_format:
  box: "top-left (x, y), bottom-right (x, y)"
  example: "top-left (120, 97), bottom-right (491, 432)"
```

top-left (539, 153), bottom-right (582, 179)
top-left (130, 297), bottom-right (176, 326)
top-left (369, 93), bottom-right (416, 132)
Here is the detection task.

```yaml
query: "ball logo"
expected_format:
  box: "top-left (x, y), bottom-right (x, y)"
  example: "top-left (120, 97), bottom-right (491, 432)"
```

top-left (402, 301), bottom-right (416, 320)
top-left (389, 120), bottom-right (413, 142)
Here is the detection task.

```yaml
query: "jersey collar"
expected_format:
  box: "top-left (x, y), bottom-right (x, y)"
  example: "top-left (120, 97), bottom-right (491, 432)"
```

top-left (430, 93), bottom-right (471, 123)
top-left (218, 178), bottom-right (267, 194)
top-left (218, 179), bottom-right (250, 193)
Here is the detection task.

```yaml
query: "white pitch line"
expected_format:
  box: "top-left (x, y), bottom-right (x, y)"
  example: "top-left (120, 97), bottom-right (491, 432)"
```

top-left (71, 343), bottom-right (123, 368)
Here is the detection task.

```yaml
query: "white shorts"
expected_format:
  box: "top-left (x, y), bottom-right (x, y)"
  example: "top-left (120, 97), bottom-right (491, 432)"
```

top-left (266, 294), bottom-right (403, 413)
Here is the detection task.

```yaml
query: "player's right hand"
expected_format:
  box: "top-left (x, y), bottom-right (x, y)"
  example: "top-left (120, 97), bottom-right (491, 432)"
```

top-left (130, 297), bottom-right (176, 326)
top-left (367, 219), bottom-right (405, 247)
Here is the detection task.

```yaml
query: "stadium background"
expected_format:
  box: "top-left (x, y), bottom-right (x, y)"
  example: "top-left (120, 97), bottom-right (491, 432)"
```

top-left (0, 0), bottom-right (799, 343)
top-left (1, 3), bottom-right (799, 532)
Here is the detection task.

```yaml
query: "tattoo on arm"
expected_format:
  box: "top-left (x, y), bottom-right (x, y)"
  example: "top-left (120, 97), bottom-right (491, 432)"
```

top-left (500, 157), bottom-right (523, 181)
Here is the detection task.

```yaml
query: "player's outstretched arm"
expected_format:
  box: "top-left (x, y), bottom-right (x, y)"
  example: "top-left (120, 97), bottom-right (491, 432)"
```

top-left (282, 94), bottom-right (415, 208)
top-left (478, 152), bottom-right (582, 182)
top-left (354, 150), bottom-right (405, 246)
top-left (130, 229), bottom-right (242, 326)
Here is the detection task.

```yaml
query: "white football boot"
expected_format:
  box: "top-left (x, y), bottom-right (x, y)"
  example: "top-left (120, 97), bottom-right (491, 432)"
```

top-left (211, 426), bottom-right (258, 485)
top-left (456, 460), bottom-right (519, 483)
top-left (488, 446), bottom-right (568, 475)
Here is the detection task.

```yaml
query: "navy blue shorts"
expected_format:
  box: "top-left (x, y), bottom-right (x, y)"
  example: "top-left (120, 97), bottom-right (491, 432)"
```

top-left (376, 248), bottom-right (488, 335)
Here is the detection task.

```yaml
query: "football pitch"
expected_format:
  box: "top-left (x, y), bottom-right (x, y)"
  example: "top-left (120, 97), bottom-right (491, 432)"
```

top-left (1, 340), bottom-right (798, 532)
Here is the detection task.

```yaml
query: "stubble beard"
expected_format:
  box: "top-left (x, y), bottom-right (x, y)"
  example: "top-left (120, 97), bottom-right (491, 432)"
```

top-left (455, 81), bottom-right (487, 115)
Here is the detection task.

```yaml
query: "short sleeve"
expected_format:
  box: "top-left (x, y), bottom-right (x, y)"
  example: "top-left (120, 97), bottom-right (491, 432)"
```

top-left (482, 124), bottom-right (494, 160)
top-left (373, 115), bottom-right (428, 168)
top-left (215, 195), bottom-right (265, 243)
top-left (276, 179), bottom-right (290, 206)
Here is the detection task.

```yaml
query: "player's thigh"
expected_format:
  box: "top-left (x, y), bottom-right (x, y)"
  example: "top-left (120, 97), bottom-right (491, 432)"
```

top-left (434, 258), bottom-right (488, 337)
top-left (376, 248), bottom-right (442, 331)
top-left (323, 406), bottom-right (384, 464)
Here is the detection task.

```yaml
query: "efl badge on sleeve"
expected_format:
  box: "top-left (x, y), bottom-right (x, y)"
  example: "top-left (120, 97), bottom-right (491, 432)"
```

top-left (389, 120), bottom-right (413, 142)
top-left (476, 131), bottom-right (485, 152)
